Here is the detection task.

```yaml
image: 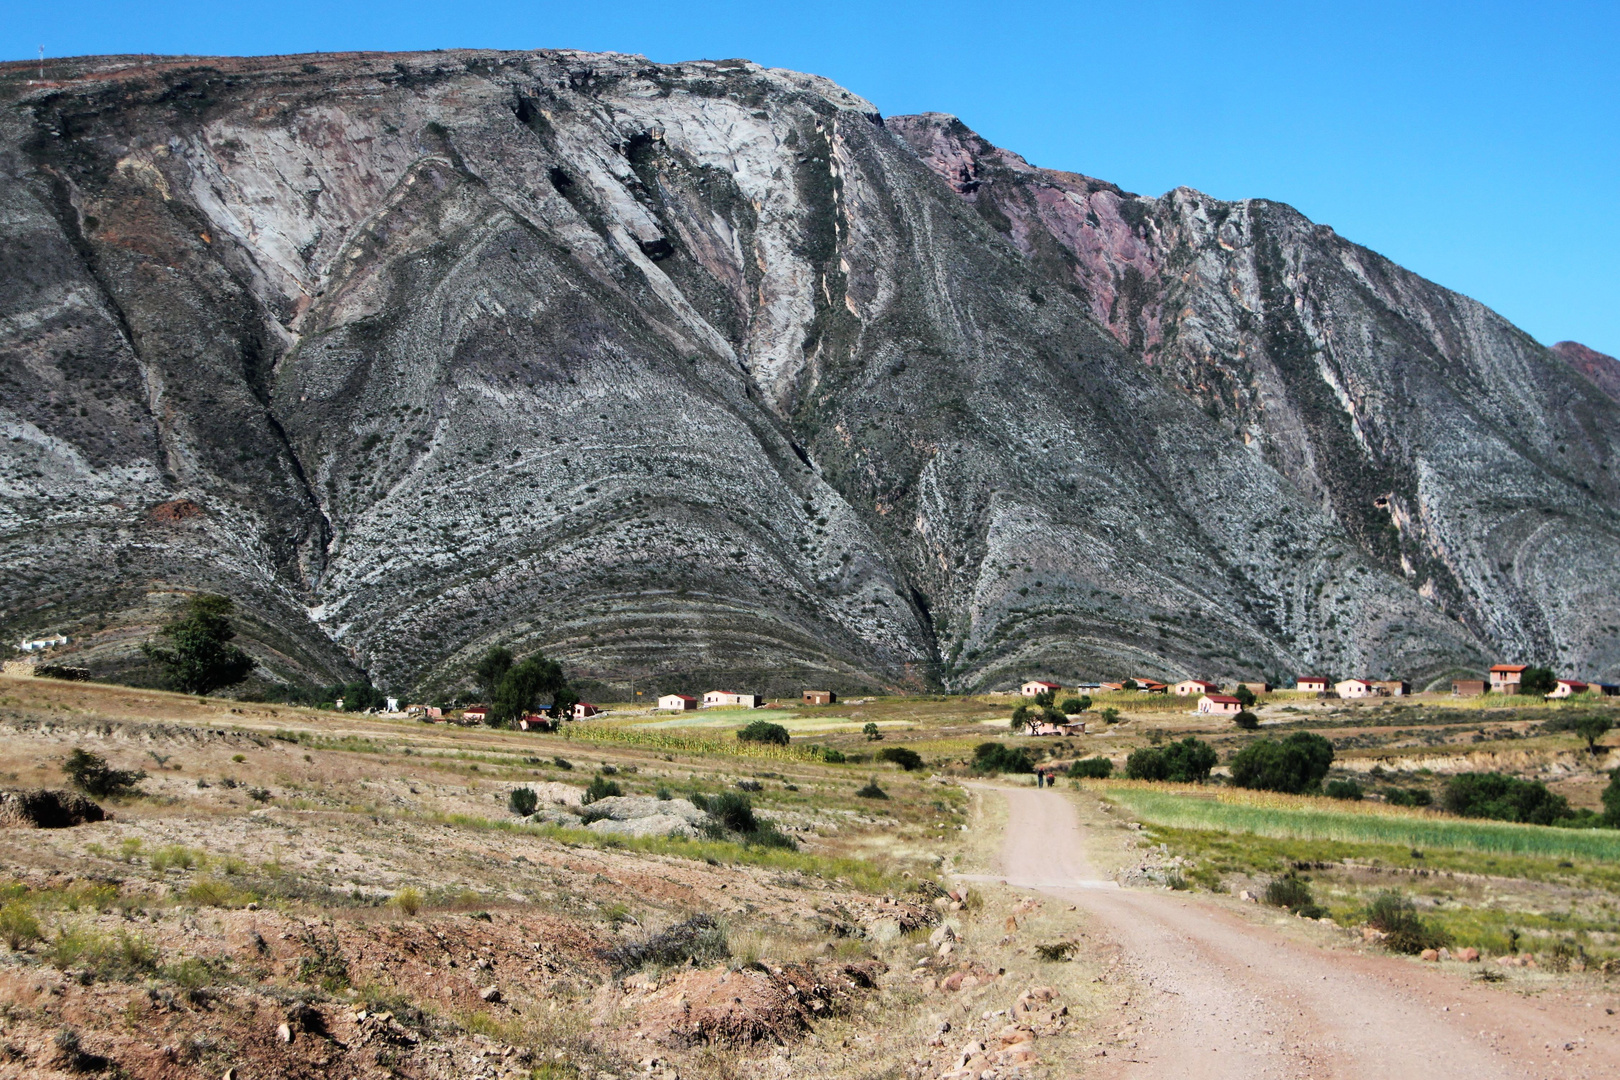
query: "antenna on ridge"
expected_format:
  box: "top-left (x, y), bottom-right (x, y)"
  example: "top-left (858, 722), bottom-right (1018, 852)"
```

top-left (38, 45), bottom-right (44, 81)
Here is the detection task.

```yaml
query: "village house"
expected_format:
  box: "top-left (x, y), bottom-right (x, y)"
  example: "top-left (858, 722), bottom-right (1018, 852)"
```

top-left (1335, 679), bottom-right (1380, 699)
top-left (1546, 679), bottom-right (1588, 699)
top-left (1596, 684), bottom-right (1620, 697)
top-left (1198, 694), bottom-right (1243, 715)
top-left (803, 690), bottom-right (836, 705)
top-left (1489, 664), bottom-right (1527, 693)
top-left (1452, 680), bottom-right (1487, 697)
top-left (1021, 680), bottom-right (1062, 698)
top-left (658, 693), bottom-right (697, 711)
top-left (702, 691), bottom-right (762, 708)
top-left (1239, 682), bottom-right (1272, 695)
top-left (385, 697), bottom-right (400, 713)
top-left (1134, 679), bottom-right (1168, 694)
top-left (461, 705), bottom-right (490, 724)
top-left (1373, 681), bottom-right (1409, 697)
top-left (517, 714), bottom-right (554, 732)
top-left (1027, 718), bottom-right (1087, 736)
top-left (1295, 676), bottom-right (1330, 694)
top-left (1173, 679), bottom-right (1222, 697)
top-left (572, 702), bottom-right (600, 719)
top-left (424, 706), bottom-right (444, 720)
top-left (18, 635), bottom-right (68, 652)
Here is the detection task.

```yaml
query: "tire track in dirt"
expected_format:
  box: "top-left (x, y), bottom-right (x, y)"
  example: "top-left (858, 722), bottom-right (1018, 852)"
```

top-left (990, 786), bottom-right (1619, 1079)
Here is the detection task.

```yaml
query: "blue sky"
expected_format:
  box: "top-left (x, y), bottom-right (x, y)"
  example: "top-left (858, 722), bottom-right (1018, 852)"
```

top-left (8, 0), bottom-right (1617, 355)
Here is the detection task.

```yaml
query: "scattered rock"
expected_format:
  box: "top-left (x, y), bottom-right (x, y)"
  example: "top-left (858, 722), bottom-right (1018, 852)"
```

top-left (1420, 949), bottom-right (1440, 962)
top-left (480, 986), bottom-right (503, 1003)
top-left (1457, 947), bottom-right (1480, 963)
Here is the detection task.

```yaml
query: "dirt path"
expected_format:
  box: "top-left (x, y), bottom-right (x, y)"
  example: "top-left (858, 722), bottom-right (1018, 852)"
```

top-left (989, 785), bottom-right (1619, 1079)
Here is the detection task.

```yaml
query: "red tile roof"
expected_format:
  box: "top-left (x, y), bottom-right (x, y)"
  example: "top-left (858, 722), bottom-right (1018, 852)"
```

top-left (1489, 664), bottom-right (1528, 673)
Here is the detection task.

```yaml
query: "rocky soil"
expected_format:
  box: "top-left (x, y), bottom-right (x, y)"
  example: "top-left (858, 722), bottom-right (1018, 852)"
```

top-left (2, 50), bottom-right (1618, 698)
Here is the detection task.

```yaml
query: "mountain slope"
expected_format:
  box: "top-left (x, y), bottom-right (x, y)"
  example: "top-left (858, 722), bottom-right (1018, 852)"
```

top-left (1, 50), bottom-right (1615, 695)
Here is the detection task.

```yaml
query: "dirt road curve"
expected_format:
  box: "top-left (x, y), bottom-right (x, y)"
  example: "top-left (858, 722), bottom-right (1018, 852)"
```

top-left (995, 787), bottom-right (1620, 1079)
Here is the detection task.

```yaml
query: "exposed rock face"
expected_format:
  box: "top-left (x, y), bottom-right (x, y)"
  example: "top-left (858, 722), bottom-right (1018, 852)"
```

top-left (1551, 342), bottom-right (1620, 404)
top-left (1, 50), bottom-right (1616, 694)
top-left (0, 788), bottom-right (107, 828)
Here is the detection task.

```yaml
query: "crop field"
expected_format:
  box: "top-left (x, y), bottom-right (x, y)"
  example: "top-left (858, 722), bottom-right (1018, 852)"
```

top-left (1092, 783), bottom-right (1620, 863)
top-left (629, 711), bottom-right (911, 733)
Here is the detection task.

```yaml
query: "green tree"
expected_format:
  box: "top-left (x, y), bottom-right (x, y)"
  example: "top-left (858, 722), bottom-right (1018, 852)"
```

top-left (508, 787), bottom-right (538, 816)
top-left (1062, 696), bottom-right (1090, 714)
top-left (1233, 710), bottom-right (1260, 731)
top-left (1124, 738), bottom-right (1218, 783)
top-left (972, 742), bottom-right (1034, 775)
top-left (1067, 757), bottom-right (1113, 779)
top-left (1010, 704), bottom-right (1032, 733)
top-left (1571, 715), bottom-right (1613, 756)
top-left (1518, 666), bottom-right (1557, 696)
top-left (487, 653), bottom-right (571, 726)
top-left (1098, 707), bottom-right (1120, 725)
top-left (1229, 732), bottom-right (1335, 793)
top-left (1033, 688), bottom-right (1057, 708)
top-left (1602, 771), bottom-right (1620, 828)
top-left (474, 646), bottom-right (514, 701)
top-left (62, 747), bottom-right (145, 798)
top-left (862, 722), bottom-right (883, 741)
top-left (1232, 684), bottom-right (1257, 708)
top-left (877, 747), bottom-right (924, 771)
top-left (143, 594), bottom-right (254, 695)
top-left (737, 720), bottom-right (790, 746)
top-left (1443, 772), bottom-right (1570, 825)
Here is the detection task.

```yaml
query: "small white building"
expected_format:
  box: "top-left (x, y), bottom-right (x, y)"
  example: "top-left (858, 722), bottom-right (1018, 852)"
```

top-left (1547, 679), bottom-right (1588, 699)
top-left (702, 691), bottom-right (762, 708)
top-left (1021, 680), bottom-right (1062, 698)
top-left (385, 697), bottom-right (399, 713)
top-left (1296, 676), bottom-right (1330, 694)
top-left (572, 702), bottom-right (600, 719)
top-left (1197, 694), bottom-right (1243, 715)
top-left (18, 635), bottom-right (68, 652)
top-left (1173, 679), bottom-right (1221, 697)
top-left (658, 693), bottom-right (697, 711)
top-left (1335, 678), bottom-right (1380, 699)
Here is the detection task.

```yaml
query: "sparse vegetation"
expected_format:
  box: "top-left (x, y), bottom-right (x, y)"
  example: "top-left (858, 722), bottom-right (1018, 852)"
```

top-left (582, 775), bottom-right (623, 804)
top-left (61, 747), bottom-right (144, 798)
top-left (1365, 890), bottom-right (1448, 954)
top-left (1262, 873), bottom-right (1326, 918)
top-left (604, 913), bottom-right (729, 973)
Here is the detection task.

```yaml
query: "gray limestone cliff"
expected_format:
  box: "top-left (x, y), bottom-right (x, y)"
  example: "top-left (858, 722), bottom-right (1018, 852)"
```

top-left (2, 51), bottom-right (1616, 696)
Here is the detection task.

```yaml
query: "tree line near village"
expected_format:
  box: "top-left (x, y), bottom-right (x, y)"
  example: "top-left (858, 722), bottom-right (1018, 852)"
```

top-left (117, 593), bottom-right (1620, 833)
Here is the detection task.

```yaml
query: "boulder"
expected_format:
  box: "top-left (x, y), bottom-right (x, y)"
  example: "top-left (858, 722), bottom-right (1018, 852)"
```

top-left (1457, 947), bottom-right (1480, 963)
top-left (0, 789), bottom-right (107, 828)
top-left (587, 815), bottom-right (697, 839)
top-left (582, 796), bottom-right (706, 823)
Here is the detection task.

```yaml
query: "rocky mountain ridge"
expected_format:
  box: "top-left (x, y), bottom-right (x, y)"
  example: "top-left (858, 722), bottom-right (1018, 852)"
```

top-left (2, 49), bottom-right (1616, 696)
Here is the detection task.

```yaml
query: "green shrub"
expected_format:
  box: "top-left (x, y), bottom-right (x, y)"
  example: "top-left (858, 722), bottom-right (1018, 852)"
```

top-left (1, 901), bottom-right (41, 950)
top-left (862, 722), bottom-right (882, 741)
top-left (582, 775), bottom-right (622, 804)
top-left (62, 748), bottom-right (145, 798)
top-left (1232, 684), bottom-right (1257, 708)
top-left (1098, 707), bottom-right (1120, 724)
top-left (737, 720), bottom-right (790, 746)
top-left (1325, 778), bottom-right (1363, 800)
top-left (552, 757), bottom-right (574, 771)
top-left (1233, 711), bottom-right (1259, 730)
top-left (1443, 772), bottom-right (1569, 825)
top-left (508, 787), bottom-right (538, 816)
top-left (1365, 891), bottom-right (1448, 954)
top-left (391, 887), bottom-right (423, 916)
top-left (877, 747), bottom-right (924, 771)
top-left (1385, 787), bottom-right (1432, 807)
top-left (149, 845), bottom-right (200, 872)
top-left (1124, 738), bottom-right (1217, 783)
top-left (1603, 770), bottom-right (1620, 828)
top-left (702, 792), bottom-right (759, 833)
top-left (604, 913), bottom-right (728, 973)
top-left (1067, 757), bottom-right (1113, 779)
top-left (821, 748), bottom-right (846, 763)
top-left (1228, 732), bottom-right (1334, 793)
top-left (1061, 697), bottom-right (1088, 714)
top-left (1262, 873), bottom-right (1325, 918)
top-left (973, 742), bottom-right (1033, 775)
top-left (1517, 666), bottom-right (1556, 696)
top-left (855, 779), bottom-right (889, 799)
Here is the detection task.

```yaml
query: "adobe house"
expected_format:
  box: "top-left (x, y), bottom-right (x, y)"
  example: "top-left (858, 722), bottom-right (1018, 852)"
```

top-left (1595, 684), bottom-right (1620, 697)
top-left (1373, 681), bottom-right (1409, 697)
top-left (1173, 679), bottom-right (1222, 697)
top-left (1197, 694), bottom-right (1243, 715)
top-left (461, 705), bottom-right (490, 724)
top-left (1546, 679), bottom-right (1588, 699)
top-left (1134, 680), bottom-right (1169, 694)
top-left (1021, 680), bottom-right (1062, 698)
top-left (1452, 680), bottom-right (1487, 696)
top-left (572, 702), bottom-right (600, 719)
top-left (1489, 664), bottom-right (1527, 693)
top-left (658, 693), bottom-right (697, 711)
top-left (1239, 682), bottom-right (1272, 695)
top-left (518, 714), bottom-right (555, 732)
top-left (1295, 676), bottom-right (1330, 694)
top-left (1335, 679), bottom-right (1379, 699)
top-left (803, 690), bottom-right (836, 705)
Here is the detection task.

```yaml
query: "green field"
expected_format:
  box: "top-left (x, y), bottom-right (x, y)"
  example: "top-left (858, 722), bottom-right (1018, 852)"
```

top-left (1099, 785), bottom-right (1620, 863)
top-left (630, 710), bottom-right (912, 733)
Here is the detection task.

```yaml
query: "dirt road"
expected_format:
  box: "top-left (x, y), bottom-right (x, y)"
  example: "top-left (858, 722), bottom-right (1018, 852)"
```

top-left (991, 786), bottom-right (1620, 1079)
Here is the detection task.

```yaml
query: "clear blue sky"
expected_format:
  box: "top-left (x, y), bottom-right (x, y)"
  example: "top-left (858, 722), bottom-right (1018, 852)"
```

top-left (9, 0), bottom-right (1617, 356)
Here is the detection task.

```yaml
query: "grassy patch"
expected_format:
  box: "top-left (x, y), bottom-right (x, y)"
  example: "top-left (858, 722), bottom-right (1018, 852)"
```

top-left (1096, 784), bottom-right (1620, 863)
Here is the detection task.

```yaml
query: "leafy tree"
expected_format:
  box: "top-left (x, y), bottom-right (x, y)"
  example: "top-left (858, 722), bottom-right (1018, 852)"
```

top-left (62, 748), bottom-right (145, 798)
top-left (1010, 703), bottom-right (1032, 733)
top-left (1124, 738), bottom-right (1218, 783)
top-left (1033, 688), bottom-right (1057, 708)
top-left (1229, 732), bottom-right (1334, 793)
top-left (1571, 715), bottom-right (1613, 756)
top-left (508, 787), bottom-right (538, 816)
top-left (862, 722), bottom-right (883, 741)
top-left (972, 742), bottom-right (1034, 775)
top-left (1067, 757), bottom-right (1113, 779)
top-left (1098, 707), bottom-right (1120, 725)
top-left (1518, 666), bottom-right (1557, 696)
top-left (489, 653), bottom-right (570, 726)
top-left (143, 594), bottom-right (254, 695)
top-left (1442, 772), bottom-right (1570, 825)
top-left (1041, 704), bottom-right (1067, 726)
top-left (877, 746), bottom-right (924, 771)
top-left (1233, 710), bottom-right (1259, 730)
top-left (737, 720), bottom-right (790, 746)
top-left (1232, 684), bottom-right (1257, 708)
top-left (1602, 771), bottom-right (1620, 828)
top-left (1062, 696), bottom-right (1090, 714)
top-left (331, 681), bottom-right (385, 711)
top-left (474, 646), bottom-right (513, 700)
top-left (1121, 679), bottom-right (1139, 691)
